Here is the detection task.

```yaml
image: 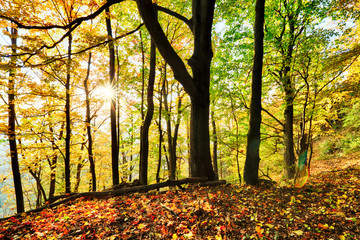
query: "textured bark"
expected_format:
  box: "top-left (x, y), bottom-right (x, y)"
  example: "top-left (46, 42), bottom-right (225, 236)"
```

top-left (283, 73), bottom-right (296, 179)
top-left (64, 33), bottom-right (72, 193)
top-left (105, 8), bottom-right (119, 186)
top-left (244, 0), bottom-right (266, 185)
top-left (8, 27), bottom-right (24, 213)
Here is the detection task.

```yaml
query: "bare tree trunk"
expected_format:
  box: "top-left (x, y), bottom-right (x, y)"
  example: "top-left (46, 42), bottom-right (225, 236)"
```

top-left (229, 94), bottom-right (241, 183)
top-left (156, 71), bottom-right (165, 183)
top-left (139, 35), bottom-right (156, 185)
top-left (64, 33), bottom-right (72, 193)
top-left (105, 7), bottom-right (119, 186)
top-left (211, 111), bottom-right (219, 180)
top-left (84, 53), bottom-right (96, 191)
top-left (244, 0), bottom-right (265, 185)
top-left (48, 124), bottom-right (63, 199)
top-left (73, 141), bottom-right (86, 192)
top-left (8, 27), bottom-right (24, 213)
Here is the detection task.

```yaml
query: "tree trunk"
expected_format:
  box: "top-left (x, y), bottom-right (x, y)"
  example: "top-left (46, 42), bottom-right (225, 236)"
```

top-left (136, 0), bottom-right (216, 180)
top-left (211, 111), bottom-right (219, 180)
top-left (283, 76), bottom-right (296, 179)
top-left (7, 27), bottom-right (25, 214)
top-left (105, 7), bottom-right (119, 186)
top-left (156, 72), bottom-right (165, 183)
top-left (64, 33), bottom-right (72, 193)
top-left (189, 96), bottom-right (215, 179)
top-left (229, 94), bottom-right (241, 183)
top-left (244, 0), bottom-right (265, 185)
top-left (171, 94), bottom-right (182, 180)
top-left (84, 53), bottom-right (96, 191)
top-left (139, 36), bottom-right (156, 185)
top-left (48, 124), bottom-right (63, 199)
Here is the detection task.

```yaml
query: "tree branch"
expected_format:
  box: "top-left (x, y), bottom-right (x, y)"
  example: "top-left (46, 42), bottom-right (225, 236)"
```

top-left (0, 0), bottom-right (125, 30)
top-left (155, 5), bottom-right (193, 32)
top-left (135, 0), bottom-right (195, 97)
top-left (261, 107), bottom-right (284, 127)
top-left (1, 24), bottom-right (144, 68)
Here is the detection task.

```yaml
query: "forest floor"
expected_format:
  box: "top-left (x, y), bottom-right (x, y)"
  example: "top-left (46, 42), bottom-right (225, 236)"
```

top-left (1, 157), bottom-right (360, 239)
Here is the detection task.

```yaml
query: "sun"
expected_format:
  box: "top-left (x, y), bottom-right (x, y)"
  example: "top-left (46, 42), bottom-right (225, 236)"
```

top-left (95, 83), bottom-right (116, 101)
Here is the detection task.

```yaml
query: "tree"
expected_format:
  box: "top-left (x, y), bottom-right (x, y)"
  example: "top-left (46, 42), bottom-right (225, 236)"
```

top-left (265, 0), bottom-right (331, 179)
top-left (139, 34), bottom-right (156, 185)
top-left (83, 53), bottom-right (96, 191)
top-left (136, 0), bottom-right (216, 180)
top-left (7, 27), bottom-right (25, 213)
top-left (105, 7), bottom-right (120, 186)
top-left (244, 0), bottom-right (266, 185)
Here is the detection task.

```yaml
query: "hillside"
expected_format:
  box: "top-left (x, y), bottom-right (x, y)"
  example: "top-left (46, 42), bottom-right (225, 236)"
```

top-left (1, 158), bottom-right (360, 239)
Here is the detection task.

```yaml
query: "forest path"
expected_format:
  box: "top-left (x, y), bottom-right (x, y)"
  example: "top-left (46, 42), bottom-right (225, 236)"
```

top-left (310, 152), bottom-right (360, 176)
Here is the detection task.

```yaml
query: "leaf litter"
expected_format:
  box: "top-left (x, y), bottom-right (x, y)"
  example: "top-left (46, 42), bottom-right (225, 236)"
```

top-left (1, 166), bottom-right (360, 239)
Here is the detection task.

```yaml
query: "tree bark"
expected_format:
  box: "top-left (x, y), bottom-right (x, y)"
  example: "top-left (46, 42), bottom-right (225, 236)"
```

top-left (84, 53), bottom-right (96, 191)
top-left (135, 0), bottom-right (216, 180)
top-left (139, 35), bottom-right (156, 185)
top-left (105, 7), bottom-right (119, 186)
top-left (244, 0), bottom-right (266, 185)
top-left (211, 111), bottom-right (219, 180)
top-left (64, 33), bottom-right (72, 193)
top-left (156, 71), bottom-right (166, 183)
top-left (8, 27), bottom-right (24, 213)
top-left (283, 68), bottom-right (296, 179)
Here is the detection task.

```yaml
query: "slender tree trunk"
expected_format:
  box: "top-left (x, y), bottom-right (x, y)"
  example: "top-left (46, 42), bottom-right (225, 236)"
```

top-left (163, 76), bottom-right (175, 180)
top-left (281, 3), bottom-right (301, 179)
top-left (64, 33), bottom-right (72, 193)
top-left (156, 73), bottom-right (165, 183)
top-left (139, 35), bottom-right (156, 185)
top-left (283, 74), bottom-right (296, 179)
top-left (8, 27), bottom-right (24, 213)
top-left (84, 53), bottom-right (96, 191)
top-left (48, 124), bottom-right (63, 199)
top-left (229, 94), bottom-right (241, 183)
top-left (105, 8), bottom-right (119, 186)
top-left (211, 111), bottom-right (219, 180)
top-left (244, 0), bottom-right (265, 185)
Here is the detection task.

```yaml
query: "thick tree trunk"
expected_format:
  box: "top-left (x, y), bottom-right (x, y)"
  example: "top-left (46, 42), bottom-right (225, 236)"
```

top-left (189, 96), bottom-right (215, 179)
top-left (105, 8), bottom-right (119, 186)
top-left (187, 0), bottom-right (216, 180)
top-left (244, 0), bottom-right (265, 185)
top-left (139, 37), bottom-right (156, 185)
top-left (64, 33), bottom-right (72, 193)
top-left (136, 0), bottom-right (216, 180)
top-left (8, 27), bottom-right (24, 213)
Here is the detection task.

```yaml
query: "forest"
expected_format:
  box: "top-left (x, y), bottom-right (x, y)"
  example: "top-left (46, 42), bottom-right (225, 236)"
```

top-left (1, 0), bottom-right (360, 238)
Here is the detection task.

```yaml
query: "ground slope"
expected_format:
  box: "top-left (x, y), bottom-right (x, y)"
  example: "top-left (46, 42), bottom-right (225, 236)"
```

top-left (1, 165), bottom-right (360, 239)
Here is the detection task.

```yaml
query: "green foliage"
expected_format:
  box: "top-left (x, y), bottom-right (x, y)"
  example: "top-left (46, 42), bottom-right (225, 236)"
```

top-left (342, 102), bottom-right (360, 130)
